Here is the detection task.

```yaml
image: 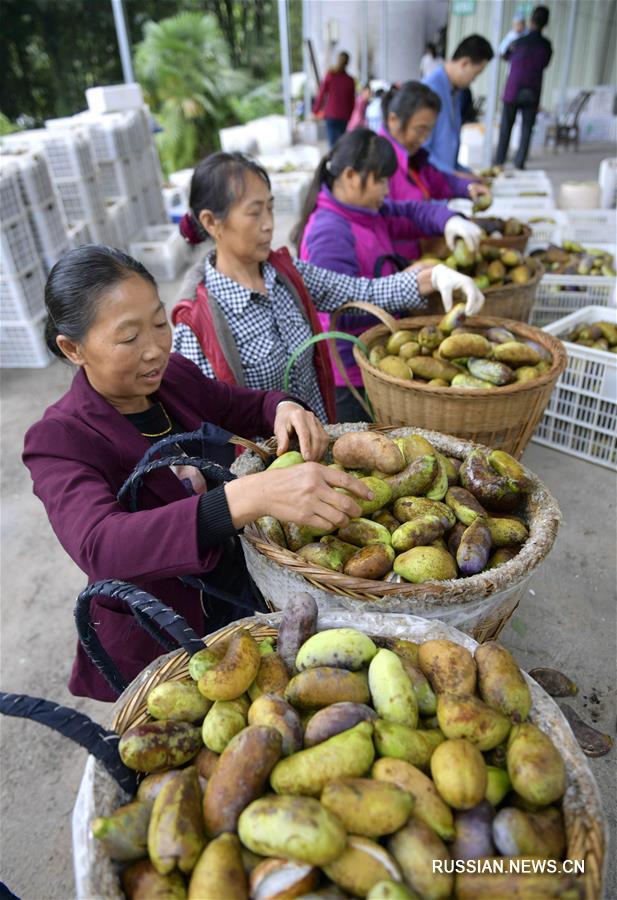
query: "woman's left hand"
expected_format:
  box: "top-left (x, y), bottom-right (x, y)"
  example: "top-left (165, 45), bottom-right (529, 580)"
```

top-left (274, 402), bottom-right (329, 462)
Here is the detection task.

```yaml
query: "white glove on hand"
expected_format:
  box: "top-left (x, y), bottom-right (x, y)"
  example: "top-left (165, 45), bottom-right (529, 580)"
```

top-left (431, 264), bottom-right (485, 315)
top-left (444, 216), bottom-right (484, 252)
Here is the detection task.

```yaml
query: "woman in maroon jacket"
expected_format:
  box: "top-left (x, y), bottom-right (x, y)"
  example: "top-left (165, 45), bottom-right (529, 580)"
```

top-left (23, 245), bottom-right (371, 701)
top-left (313, 51), bottom-right (356, 148)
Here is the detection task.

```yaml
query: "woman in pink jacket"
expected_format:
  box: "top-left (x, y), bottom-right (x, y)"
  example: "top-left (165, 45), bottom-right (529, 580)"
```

top-left (379, 81), bottom-right (491, 213)
top-left (295, 128), bottom-right (484, 420)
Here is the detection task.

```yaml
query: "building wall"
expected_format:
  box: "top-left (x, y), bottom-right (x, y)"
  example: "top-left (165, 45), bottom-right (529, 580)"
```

top-left (445, 0), bottom-right (616, 111)
top-left (305, 0), bottom-right (449, 89)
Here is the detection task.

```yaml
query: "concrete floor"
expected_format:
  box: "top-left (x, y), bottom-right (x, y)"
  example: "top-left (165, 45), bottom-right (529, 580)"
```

top-left (1, 142), bottom-right (616, 899)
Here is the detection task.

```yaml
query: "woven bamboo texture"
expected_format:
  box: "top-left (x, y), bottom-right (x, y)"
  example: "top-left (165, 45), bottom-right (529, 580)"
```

top-left (232, 425), bottom-right (560, 642)
top-left (353, 312), bottom-right (566, 457)
top-left (91, 613), bottom-right (606, 900)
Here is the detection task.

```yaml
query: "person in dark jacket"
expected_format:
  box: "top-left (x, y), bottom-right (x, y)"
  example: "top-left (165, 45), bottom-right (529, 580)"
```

top-left (23, 245), bottom-right (371, 700)
top-left (313, 51), bottom-right (356, 147)
top-left (495, 5), bottom-right (552, 169)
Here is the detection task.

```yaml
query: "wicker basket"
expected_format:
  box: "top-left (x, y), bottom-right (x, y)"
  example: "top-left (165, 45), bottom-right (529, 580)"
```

top-left (72, 612), bottom-right (606, 900)
top-left (232, 424), bottom-right (560, 642)
top-left (346, 309), bottom-right (567, 456)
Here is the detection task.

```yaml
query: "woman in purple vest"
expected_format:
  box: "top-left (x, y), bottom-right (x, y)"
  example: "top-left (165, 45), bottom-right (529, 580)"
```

top-left (23, 245), bottom-right (373, 701)
top-left (295, 128), bottom-right (486, 419)
top-left (379, 81), bottom-right (491, 222)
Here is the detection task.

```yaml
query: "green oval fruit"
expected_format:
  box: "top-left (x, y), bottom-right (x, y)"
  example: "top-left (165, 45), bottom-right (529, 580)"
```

top-left (238, 796), bottom-right (346, 866)
top-left (321, 778), bottom-right (413, 837)
top-left (393, 546), bottom-right (457, 583)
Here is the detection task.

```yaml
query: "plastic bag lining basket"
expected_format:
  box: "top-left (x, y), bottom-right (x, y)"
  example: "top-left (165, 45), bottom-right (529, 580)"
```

top-left (348, 310), bottom-right (566, 457)
top-left (72, 612), bottom-right (606, 900)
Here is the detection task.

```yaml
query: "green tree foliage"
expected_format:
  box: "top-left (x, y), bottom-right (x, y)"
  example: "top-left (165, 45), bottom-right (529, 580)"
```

top-left (135, 11), bottom-right (251, 172)
top-left (1, 0), bottom-right (303, 169)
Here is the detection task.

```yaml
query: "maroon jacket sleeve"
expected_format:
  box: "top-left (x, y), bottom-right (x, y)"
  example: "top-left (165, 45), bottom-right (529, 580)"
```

top-left (23, 417), bottom-right (222, 583)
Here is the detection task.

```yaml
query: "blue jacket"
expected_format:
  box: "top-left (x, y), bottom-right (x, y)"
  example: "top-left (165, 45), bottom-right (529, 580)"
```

top-left (422, 65), bottom-right (465, 175)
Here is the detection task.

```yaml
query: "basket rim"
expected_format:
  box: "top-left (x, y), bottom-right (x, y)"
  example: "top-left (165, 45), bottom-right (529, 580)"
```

top-left (353, 313), bottom-right (567, 396)
top-left (237, 424), bottom-right (561, 604)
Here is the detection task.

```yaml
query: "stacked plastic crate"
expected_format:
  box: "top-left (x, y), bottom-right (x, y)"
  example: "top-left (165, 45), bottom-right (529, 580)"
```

top-left (0, 160), bottom-right (50, 367)
top-left (0, 148), bottom-right (69, 272)
top-left (51, 107), bottom-right (167, 245)
top-left (3, 128), bottom-right (111, 246)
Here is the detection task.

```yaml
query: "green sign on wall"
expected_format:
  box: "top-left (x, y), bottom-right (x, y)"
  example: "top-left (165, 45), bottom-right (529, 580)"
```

top-left (452, 0), bottom-right (476, 14)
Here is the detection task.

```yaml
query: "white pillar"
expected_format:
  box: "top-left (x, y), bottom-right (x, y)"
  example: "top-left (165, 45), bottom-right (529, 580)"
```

top-left (278, 0), bottom-right (293, 124)
top-left (360, 0), bottom-right (369, 84)
top-left (111, 0), bottom-right (134, 83)
top-left (558, 0), bottom-right (578, 118)
top-left (481, 0), bottom-right (504, 169)
top-left (302, 0), bottom-right (311, 118)
top-left (381, 0), bottom-right (389, 82)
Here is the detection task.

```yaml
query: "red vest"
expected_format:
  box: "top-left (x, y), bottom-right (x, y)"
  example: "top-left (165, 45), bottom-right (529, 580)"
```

top-left (171, 247), bottom-right (336, 423)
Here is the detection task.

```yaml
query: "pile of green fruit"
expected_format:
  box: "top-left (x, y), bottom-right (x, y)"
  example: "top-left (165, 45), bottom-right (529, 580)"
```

top-left (420, 239), bottom-right (535, 291)
top-left (530, 242), bottom-right (615, 278)
top-left (367, 304), bottom-right (553, 388)
top-left (256, 430), bottom-right (534, 585)
top-left (473, 215), bottom-right (528, 239)
top-left (94, 599), bottom-right (578, 899)
top-left (561, 319), bottom-right (617, 353)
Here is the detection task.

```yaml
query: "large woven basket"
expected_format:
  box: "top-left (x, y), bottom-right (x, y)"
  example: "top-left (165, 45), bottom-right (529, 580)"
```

top-left (348, 310), bottom-right (567, 456)
top-left (232, 424), bottom-right (560, 642)
top-left (72, 612), bottom-right (606, 900)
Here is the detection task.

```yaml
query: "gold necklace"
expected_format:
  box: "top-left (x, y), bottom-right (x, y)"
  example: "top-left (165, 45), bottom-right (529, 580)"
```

top-left (140, 403), bottom-right (173, 438)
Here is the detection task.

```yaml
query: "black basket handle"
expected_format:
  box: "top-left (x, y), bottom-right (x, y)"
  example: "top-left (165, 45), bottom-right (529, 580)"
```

top-left (117, 422), bottom-right (239, 512)
top-left (74, 579), bottom-right (206, 697)
top-left (0, 692), bottom-right (137, 794)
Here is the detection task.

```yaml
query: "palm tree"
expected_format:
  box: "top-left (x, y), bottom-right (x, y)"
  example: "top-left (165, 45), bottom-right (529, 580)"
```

top-left (135, 12), bottom-right (248, 173)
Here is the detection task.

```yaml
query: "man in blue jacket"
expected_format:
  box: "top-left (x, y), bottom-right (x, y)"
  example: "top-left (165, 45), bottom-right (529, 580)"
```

top-left (422, 34), bottom-right (494, 176)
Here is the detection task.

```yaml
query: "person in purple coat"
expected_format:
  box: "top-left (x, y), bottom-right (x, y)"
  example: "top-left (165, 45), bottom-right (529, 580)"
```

top-left (294, 128), bottom-right (485, 419)
top-left (22, 246), bottom-right (372, 701)
top-left (495, 5), bottom-right (552, 170)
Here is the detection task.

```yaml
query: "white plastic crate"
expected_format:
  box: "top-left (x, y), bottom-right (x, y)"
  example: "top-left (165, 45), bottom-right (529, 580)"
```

top-left (531, 262), bottom-right (616, 328)
top-left (105, 199), bottom-right (131, 248)
top-left (1, 216), bottom-right (39, 277)
top-left (562, 209), bottom-right (617, 244)
top-left (168, 168), bottom-right (194, 191)
top-left (144, 145), bottom-right (164, 187)
top-left (54, 176), bottom-right (106, 225)
top-left (162, 184), bottom-right (188, 219)
top-left (97, 157), bottom-right (133, 199)
top-left (0, 150), bottom-right (55, 207)
top-left (533, 306), bottom-right (617, 469)
top-left (89, 216), bottom-right (113, 245)
top-left (141, 184), bottom-right (167, 226)
top-left (86, 83), bottom-right (144, 115)
top-left (28, 199), bottom-right (69, 271)
top-left (513, 209), bottom-right (568, 248)
top-left (491, 179), bottom-right (554, 203)
top-left (0, 159), bottom-right (26, 222)
top-left (270, 172), bottom-right (312, 216)
top-left (489, 194), bottom-right (555, 212)
top-left (129, 225), bottom-right (188, 281)
top-left (124, 194), bottom-right (148, 234)
top-left (598, 158), bottom-right (617, 209)
top-left (0, 311), bottom-right (51, 368)
top-left (0, 263), bottom-right (47, 322)
top-left (66, 220), bottom-right (93, 249)
top-left (5, 130), bottom-right (97, 180)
